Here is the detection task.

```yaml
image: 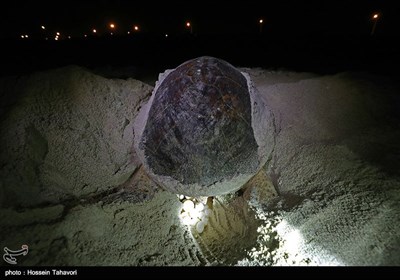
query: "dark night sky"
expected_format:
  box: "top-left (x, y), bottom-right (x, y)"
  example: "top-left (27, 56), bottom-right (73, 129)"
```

top-left (0, 0), bottom-right (399, 38)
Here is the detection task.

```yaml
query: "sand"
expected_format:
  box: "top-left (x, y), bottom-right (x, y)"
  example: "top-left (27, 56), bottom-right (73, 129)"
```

top-left (0, 65), bottom-right (399, 266)
top-left (0, 66), bottom-right (152, 207)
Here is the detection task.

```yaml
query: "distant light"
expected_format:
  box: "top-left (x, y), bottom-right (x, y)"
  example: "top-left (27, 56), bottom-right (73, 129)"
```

top-left (25, 35), bottom-right (29, 38)
top-left (127, 31), bottom-right (130, 34)
top-left (20, 35), bottom-right (24, 39)
top-left (110, 23), bottom-right (115, 29)
top-left (186, 21), bottom-right (193, 34)
top-left (92, 29), bottom-right (97, 33)
top-left (370, 13), bottom-right (380, 36)
top-left (84, 34), bottom-right (87, 38)
top-left (55, 37), bottom-right (58, 41)
top-left (41, 25), bottom-right (45, 30)
top-left (134, 25), bottom-right (139, 31)
top-left (56, 32), bottom-right (60, 36)
top-left (110, 32), bottom-right (113, 35)
top-left (165, 33), bottom-right (168, 37)
top-left (259, 19), bottom-right (264, 33)
top-left (45, 37), bottom-right (48, 40)
top-left (68, 36), bottom-right (71, 39)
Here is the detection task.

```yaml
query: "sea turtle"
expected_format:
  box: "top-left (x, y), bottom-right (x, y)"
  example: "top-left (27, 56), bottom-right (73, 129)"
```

top-left (134, 56), bottom-right (274, 197)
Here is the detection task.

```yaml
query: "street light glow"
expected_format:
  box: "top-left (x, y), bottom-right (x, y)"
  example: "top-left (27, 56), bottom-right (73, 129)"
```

top-left (259, 19), bottom-right (264, 33)
top-left (110, 23), bottom-right (115, 29)
top-left (92, 29), bottom-right (97, 33)
top-left (41, 25), bottom-right (45, 30)
top-left (56, 32), bottom-right (60, 36)
top-left (134, 25), bottom-right (139, 31)
top-left (186, 21), bottom-right (193, 34)
top-left (370, 13), bottom-right (380, 36)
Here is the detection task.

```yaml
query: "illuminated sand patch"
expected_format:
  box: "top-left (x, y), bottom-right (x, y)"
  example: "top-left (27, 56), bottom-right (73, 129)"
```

top-left (178, 169), bottom-right (280, 265)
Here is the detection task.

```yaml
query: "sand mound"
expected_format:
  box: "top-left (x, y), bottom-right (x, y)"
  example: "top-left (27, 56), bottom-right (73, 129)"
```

top-left (0, 66), bottom-right (152, 207)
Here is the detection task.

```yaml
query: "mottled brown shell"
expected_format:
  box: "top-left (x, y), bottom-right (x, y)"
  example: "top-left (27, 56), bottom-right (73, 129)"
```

top-left (135, 56), bottom-right (272, 196)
